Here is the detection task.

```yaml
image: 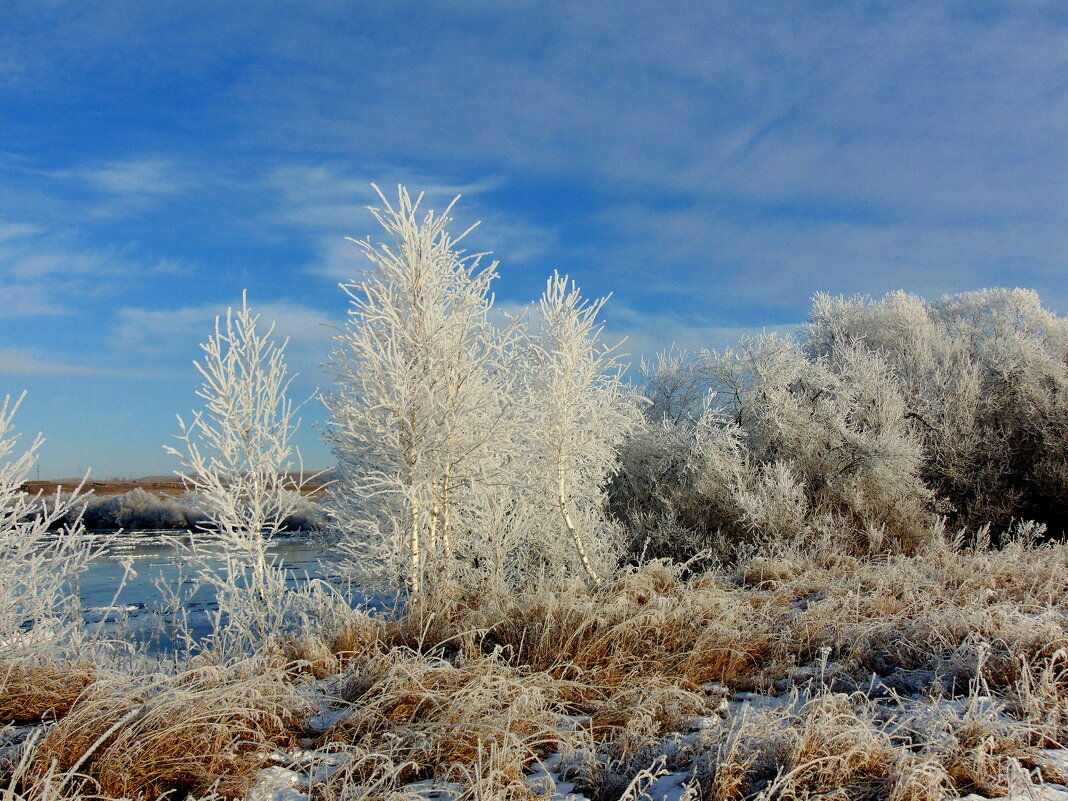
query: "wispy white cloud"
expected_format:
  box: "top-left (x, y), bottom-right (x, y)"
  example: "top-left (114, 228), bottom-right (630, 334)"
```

top-left (265, 165), bottom-right (553, 279)
top-left (0, 231), bottom-right (190, 319)
top-left (0, 347), bottom-right (152, 378)
top-left (205, 4), bottom-right (1068, 333)
top-left (492, 295), bottom-right (800, 370)
top-left (301, 235), bottom-right (364, 282)
top-left (0, 221), bottom-right (43, 242)
top-left (48, 157), bottom-right (193, 219)
top-left (79, 158), bottom-right (188, 197)
top-left (0, 282), bottom-right (70, 318)
top-left (575, 190), bottom-right (1068, 322)
top-left (112, 298), bottom-right (341, 386)
top-left (0, 214), bottom-right (193, 323)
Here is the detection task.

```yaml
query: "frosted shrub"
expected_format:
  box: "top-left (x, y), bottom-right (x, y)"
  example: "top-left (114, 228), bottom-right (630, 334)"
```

top-left (805, 287), bottom-right (1068, 534)
top-left (67, 488), bottom-right (319, 533)
top-left (618, 288), bottom-right (1068, 557)
top-left (609, 419), bottom-right (696, 562)
top-left (614, 335), bottom-right (936, 558)
top-left (0, 394), bottom-right (102, 658)
top-left (168, 292), bottom-right (316, 653)
top-left (326, 186), bottom-right (516, 600)
top-left (640, 347), bottom-right (717, 425)
top-left (279, 491), bottom-right (327, 532)
top-left (76, 487), bottom-right (205, 530)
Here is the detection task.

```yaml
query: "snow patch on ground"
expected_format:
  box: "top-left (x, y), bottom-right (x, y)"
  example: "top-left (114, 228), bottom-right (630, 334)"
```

top-left (247, 766), bottom-right (306, 801)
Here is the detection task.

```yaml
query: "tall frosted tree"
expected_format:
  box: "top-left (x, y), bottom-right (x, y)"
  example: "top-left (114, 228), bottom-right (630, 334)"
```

top-left (515, 272), bottom-right (642, 583)
top-left (325, 186), bottom-right (513, 600)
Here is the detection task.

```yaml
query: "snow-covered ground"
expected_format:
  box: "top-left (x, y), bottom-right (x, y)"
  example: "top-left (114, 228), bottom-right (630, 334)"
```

top-left (242, 678), bottom-right (1068, 801)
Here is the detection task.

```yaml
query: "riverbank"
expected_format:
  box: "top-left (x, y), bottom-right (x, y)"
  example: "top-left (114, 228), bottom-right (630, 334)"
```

top-left (20, 477), bottom-right (331, 499)
top-left (23, 486), bottom-right (329, 533)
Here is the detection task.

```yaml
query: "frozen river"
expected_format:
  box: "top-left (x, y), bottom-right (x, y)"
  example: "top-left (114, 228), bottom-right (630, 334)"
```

top-left (77, 533), bottom-right (367, 652)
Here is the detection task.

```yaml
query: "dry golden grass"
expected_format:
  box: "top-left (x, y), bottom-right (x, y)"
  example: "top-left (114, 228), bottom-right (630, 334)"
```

top-left (25, 661), bottom-right (308, 800)
top-left (682, 684), bottom-right (1068, 801)
top-left (0, 663), bottom-right (95, 725)
top-left (280, 634), bottom-right (342, 679)
top-left (4, 534), bottom-right (1066, 800)
top-left (689, 693), bottom-right (934, 801)
top-left (311, 743), bottom-right (424, 801)
top-left (321, 649), bottom-right (584, 788)
top-left (421, 568), bottom-right (779, 696)
top-left (323, 535), bottom-right (1068, 799)
top-left (326, 610), bottom-right (385, 660)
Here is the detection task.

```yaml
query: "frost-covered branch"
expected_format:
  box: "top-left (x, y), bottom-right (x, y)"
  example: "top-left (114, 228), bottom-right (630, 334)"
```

top-left (0, 393), bottom-right (102, 658)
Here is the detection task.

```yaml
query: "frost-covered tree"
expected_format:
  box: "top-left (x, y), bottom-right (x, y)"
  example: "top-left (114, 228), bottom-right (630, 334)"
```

top-left (639, 348), bottom-right (717, 426)
top-left (325, 186), bottom-right (515, 600)
top-left (513, 273), bottom-right (643, 583)
top-left (0, 394), bottom-right (101, 657)
top-left (167, 292), bottom-right (314, 650)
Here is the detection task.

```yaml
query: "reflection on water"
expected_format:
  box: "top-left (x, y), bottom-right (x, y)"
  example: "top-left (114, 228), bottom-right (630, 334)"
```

top-left (77, 532), bottom-right (366, 653)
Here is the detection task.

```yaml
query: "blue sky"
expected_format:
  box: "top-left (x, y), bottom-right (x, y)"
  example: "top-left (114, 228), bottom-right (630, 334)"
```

top-left (2, 1), bottom-right (1068, 477)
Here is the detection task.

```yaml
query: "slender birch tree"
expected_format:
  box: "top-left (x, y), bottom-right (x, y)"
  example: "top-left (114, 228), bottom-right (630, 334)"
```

top-left (516, 272), bottom-right (643, 583)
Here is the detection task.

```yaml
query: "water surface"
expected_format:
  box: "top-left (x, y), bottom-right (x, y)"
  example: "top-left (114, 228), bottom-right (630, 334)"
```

top-left (78, 532), bottom-right (361, 652)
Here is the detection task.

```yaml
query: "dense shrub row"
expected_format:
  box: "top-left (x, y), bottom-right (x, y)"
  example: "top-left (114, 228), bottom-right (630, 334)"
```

top-left (611, 288), bottom-right (1068, 561)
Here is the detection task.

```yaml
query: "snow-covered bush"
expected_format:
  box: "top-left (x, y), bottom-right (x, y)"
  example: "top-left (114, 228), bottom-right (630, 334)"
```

top-left (279, 491), bottom-right (328, 532)
top-left (618, 287), bottom-right (1068, 559)
top-left (168, 291), bottom-right (313, 546)
top-left (64, 488), bottom-right (322, 532)
top-left (75, 488), bottom-right (207, 531)
top-left (639, 347), bottom-right (717, 425)
top-left (805, 287), bottom-right (1068, 534)
top-left (613, 334), bottom-right (936, 559)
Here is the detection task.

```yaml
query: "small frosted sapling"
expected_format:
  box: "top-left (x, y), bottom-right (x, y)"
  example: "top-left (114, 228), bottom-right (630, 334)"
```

top-left (167, 292), bottom-right (316, 650)
top-left (0, 393), bottom-right (102, 658)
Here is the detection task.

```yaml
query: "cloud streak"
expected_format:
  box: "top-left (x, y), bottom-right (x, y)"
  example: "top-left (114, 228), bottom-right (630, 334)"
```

top-left (0, 221), bottom-right (190, 319)
top-left (0, 347), bottom-right (153, 378)
top-left (265, 165), bottom-right (554, 280)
